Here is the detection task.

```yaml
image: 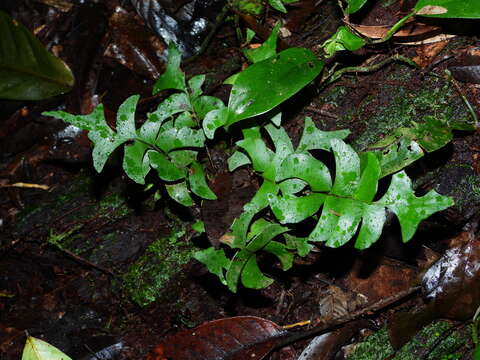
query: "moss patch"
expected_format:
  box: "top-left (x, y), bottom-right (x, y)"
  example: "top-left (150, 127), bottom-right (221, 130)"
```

top-left (348, 320), bottom-right (469, 360)
top-left (122, 227), bottom-right (197, 307)
top-left (319, 64), bottom-right (472, 151)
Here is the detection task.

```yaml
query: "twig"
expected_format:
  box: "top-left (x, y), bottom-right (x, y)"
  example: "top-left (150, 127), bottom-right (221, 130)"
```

top-left (420, 321), bottom-right (466, 359)
top-left (445, 69), bottom-right (479, 126)
top-left (54, 245), bottom-right (119, 278)
top-left (0, 182), bottom-right (49, 190)
top-left (321, 54), bottom-right (418, 89)
top-left (277, 286), bottom-right (421, 348)
top-left (305, 106), bottom-right (339, 119)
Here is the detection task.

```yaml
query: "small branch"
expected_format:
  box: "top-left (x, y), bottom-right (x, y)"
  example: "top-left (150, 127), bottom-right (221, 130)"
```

top-left (305, 106), bottom-right (339, 119)
top-left (371, 12), bottom-right (416, 45)
top-left (420, 321), bottom-right (466, 359)
top-left (445, 70), bottom-right (479, 126)
top-left (278, 286), bottom-right (421, 347)
top-left (321, 54), bottom-right (418, 89)
top-left (0, 182), bottom-right (49, 190)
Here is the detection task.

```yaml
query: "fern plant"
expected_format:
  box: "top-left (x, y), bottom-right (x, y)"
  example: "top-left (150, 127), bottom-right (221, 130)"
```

top-left (44, 44), bottom-right (220, 206)
top-left (195, 114), bottom-right (454, 292)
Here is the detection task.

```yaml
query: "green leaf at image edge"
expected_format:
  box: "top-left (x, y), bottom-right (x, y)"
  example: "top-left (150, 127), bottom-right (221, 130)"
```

top-left (0, 11), bottom-right (74, 100)
top-left (415, 0), bottom-right (480, 18)
top-left (22, 336), bottom-right (72, 360)
top-left (346, 0), bottom-right (369, 14)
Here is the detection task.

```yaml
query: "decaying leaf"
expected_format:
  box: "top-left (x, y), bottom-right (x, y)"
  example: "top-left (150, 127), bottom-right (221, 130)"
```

top-left (388, 235), bottom-right (480, 349)
top-left (146, 316), bottom-right (289, 360)
top-left (423, 237), bottom-right (480, 320)
top-left (416, 5), bottom-right (448, 15)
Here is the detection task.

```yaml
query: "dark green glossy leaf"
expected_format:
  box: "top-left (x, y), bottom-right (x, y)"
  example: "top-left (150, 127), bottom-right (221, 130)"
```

top-left (285, 234), bottom-right (313, 257)
top-left (227, 223), bottom-right (288, 291)
top-left (355, 152), bottom-right (381, 202)
top-left (309, 196), bottom-right (363, 247)
top-left (123, 141), bottom-right (150, 184)
top-left (226, 249), bottom-right (254, 292)
top-left (149, 151), bottom-right (187, 181)
top-left (370, 138), bottom-right (424, 178)
top-left (268, 0), bottom-right (287, 13)
top-left (278, 178), bottom-right (307, 195)
top-left (116, 95), bottom-right (139, 138)
top-left (414, 117), bottom-right (453, 152)
top-left (241, 255), bottom-right (274, 289)
top-left (237, 127), bottom-right (275, 173)
top-left (231, 180), bottom-right (279, 248)
top-left (415, 0), bottom-right (480, 18)
top-left (0, 11), bottom-right (74, 100)
top-left (193, 247), bottom-right (229, 285)
top-left (156, 127), bottom-right (205, 153)
top-left (269, 193), bottom-right (325, 224)
top-left (228, 48), bottom-right (323, 124)
top-left (153, 42), bottom-right (186, 94)
top-left (243, 23), bottom-right (280, 63)
top-left (44, 105), bottom-right (125, 172)
top-left (276, 152), bottom-right (332, 192)
top-left (228, 151), bottom-right (251, 171)
top-left (192, 95), bottom-right (225, 120)
top-left (188, 74), bottom-right (205, 99)
top-left (346, 0), bottom-right (369, 14)
top-left (174, 112), bottom-right (196, 128)
top-left (165, 181), bottom-right (194, 206)
top-left (202, 107), bottom-right (230, 139)
top-left (264, 241), bottom-right (293, 270)
top-left (188, 161), bottom-right (217, 200)
top-left (169, 149), bottom-right (197, 167)
top-left (330, 139), bottom-right (361, 196)
top-left (378, 171), bottom-right (453, 241)
top-left (297, 117), bottom-right (350, 152)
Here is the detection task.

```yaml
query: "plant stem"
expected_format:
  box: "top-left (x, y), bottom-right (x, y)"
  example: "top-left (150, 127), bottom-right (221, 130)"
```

top-left (321, 54), bottom-right (418, 89)
top-left (371, 11), bottom-right (416, 44)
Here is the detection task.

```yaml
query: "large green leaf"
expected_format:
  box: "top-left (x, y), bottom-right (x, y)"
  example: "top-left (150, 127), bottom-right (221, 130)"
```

top-left (345, 0), bottom-right (370, 14)
top-left (22, 336), bottom-right (72, 360)
top-left (415, 0), bottom-right (480, 18)
top-left (0, 11), bottom-right (74, 100)
top-left (227, 48), bottom-right (324, 125)
top-left (153, 42), bottom-right (186, 94)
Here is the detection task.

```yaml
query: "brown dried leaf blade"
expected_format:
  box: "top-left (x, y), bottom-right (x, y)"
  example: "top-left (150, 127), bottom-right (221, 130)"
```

top-left (423, 238), bottom-right (480, 320)
top-left (147, 316), bottom-right (288, 360)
